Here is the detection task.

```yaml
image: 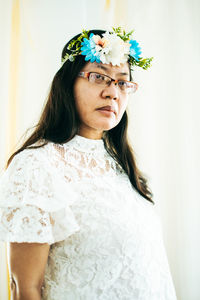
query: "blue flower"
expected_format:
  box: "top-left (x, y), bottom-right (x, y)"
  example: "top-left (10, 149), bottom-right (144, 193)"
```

top-left (129, 40), bottom-right (142, 61)
top-left (81, 33), bottom-right (101, 63)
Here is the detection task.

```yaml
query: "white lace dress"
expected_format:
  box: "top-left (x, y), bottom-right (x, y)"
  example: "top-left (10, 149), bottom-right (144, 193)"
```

top-left (0, 135), bottom-right (177, 300)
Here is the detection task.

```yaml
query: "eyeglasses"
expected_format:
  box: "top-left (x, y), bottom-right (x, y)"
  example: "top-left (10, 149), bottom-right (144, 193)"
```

top-left (78, 72), bottom-right (138, 94)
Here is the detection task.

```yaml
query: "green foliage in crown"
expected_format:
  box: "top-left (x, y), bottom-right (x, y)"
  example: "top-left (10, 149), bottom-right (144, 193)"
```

top-left (62, 27), bottom-right (153, 70)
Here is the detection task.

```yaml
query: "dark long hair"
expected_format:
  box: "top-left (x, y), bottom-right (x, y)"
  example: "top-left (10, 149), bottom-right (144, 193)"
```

top-left (7, 30), bottom-right (154, 204)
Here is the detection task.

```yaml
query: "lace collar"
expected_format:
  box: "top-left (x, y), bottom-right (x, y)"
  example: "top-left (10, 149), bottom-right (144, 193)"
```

top-left (63, 135), bottom-right (106, 153)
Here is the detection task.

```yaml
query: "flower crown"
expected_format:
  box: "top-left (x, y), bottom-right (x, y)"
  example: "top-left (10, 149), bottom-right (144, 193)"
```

top-left (62, 27), bottom-right (153, 70)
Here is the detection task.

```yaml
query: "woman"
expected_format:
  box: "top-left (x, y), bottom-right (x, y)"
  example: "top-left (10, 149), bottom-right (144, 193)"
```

top-left (0, 28), bottom-right (177, 299)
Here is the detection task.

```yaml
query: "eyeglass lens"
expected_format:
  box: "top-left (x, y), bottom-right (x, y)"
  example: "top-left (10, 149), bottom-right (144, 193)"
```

top-left (89, 73), bottom-right (136, 93)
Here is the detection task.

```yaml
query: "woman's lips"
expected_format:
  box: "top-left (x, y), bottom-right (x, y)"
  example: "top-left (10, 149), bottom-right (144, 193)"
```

top-left (97, 106), bottom-right (116, 115)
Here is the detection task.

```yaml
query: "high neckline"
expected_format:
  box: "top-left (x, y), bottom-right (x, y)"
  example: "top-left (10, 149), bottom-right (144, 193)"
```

top-left (63, 135), bottom-right (106, 153)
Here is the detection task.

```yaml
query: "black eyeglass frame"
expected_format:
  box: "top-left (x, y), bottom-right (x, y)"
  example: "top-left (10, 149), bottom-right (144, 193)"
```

top-left (78, 71), bottom-right (138, 93)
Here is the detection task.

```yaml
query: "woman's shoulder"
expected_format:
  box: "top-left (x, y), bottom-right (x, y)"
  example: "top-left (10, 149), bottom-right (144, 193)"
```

top-left (0, 141), bottom-right (60, 186)
top-left (0, 139), bottom-right (80, 245)
top-left (9, 140), bottom-right (58, 166)
top-left (0, 139), bottom-right (74, 209)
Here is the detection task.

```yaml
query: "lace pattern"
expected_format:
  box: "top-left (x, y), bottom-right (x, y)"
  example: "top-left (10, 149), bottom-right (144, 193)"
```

top-left (0, 146), bottom-right (80, 243)
top-left (0, 135), bottom-right (177, 299)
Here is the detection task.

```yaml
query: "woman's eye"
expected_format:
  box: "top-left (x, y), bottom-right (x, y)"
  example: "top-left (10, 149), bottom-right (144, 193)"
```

top-left (95, 74), bottom-right (104, 80)
top-left (89, 73), bottom-right (105, 83)
top-left (118, 81), bottom-right (127, 87)
top-left (93, 74), bottom-right (106, 84)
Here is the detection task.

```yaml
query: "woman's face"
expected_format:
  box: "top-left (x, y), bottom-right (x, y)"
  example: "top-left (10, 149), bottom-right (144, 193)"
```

top-left (73, 61), bottom-right (130, 139)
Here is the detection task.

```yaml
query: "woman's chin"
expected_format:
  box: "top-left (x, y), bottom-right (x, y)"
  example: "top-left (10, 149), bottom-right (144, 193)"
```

top-left (79, 119), bottom-right (119, 136)
top-left (96, 121), bottom-right (117, 131)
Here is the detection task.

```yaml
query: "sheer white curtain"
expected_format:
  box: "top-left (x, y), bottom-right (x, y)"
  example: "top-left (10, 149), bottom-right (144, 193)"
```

top-left (0, 0), bottom-right (199, 299)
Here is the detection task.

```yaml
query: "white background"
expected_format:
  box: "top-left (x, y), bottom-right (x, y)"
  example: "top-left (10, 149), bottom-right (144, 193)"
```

top-left (0, 0), bottom-right (200, 299)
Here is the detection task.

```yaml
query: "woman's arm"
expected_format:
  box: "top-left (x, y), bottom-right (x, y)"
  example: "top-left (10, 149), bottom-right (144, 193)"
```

top-left (7, 242), bottom-right (50, 300)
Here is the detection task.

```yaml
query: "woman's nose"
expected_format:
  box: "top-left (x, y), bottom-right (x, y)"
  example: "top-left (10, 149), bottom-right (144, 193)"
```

top-left (101, 82), bottom-right (119, 100)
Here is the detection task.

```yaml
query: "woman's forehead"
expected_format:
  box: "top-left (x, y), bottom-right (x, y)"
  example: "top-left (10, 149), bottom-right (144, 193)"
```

top-left (83, 61), bottom-right (130, 76)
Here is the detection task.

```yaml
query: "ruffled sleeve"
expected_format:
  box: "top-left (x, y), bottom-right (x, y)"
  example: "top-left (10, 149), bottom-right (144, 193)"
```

top-left (0, 148), bottom-right (80, 244)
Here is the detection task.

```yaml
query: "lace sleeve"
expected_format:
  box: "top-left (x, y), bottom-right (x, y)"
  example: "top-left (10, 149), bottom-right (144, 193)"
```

top-left (0, 149), bottom-right (80, 244)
